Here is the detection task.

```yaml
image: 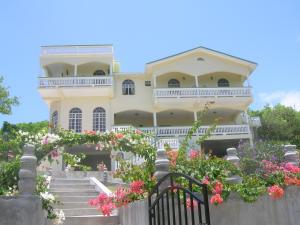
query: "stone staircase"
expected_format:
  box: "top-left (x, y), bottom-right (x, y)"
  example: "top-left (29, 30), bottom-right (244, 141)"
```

top-left (48, 177), bottom-right (118, 225)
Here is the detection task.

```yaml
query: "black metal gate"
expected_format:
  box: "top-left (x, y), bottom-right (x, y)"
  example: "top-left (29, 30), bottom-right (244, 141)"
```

top-left (148, 172), bottom-right (211, 225)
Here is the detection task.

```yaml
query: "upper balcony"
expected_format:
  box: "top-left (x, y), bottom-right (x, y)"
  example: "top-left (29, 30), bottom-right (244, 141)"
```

top-left (152, 72), bottom-right (253, 110)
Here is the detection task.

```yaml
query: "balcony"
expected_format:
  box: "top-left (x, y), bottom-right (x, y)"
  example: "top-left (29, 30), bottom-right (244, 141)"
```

top-left (41, 45), bottom-right (113, 56)
top-left (112, 124), bottom-right (251, 140)
top-left (38, 76), bottom-right (113, 98)
top-left (153, 87), bottom-right (252, 110)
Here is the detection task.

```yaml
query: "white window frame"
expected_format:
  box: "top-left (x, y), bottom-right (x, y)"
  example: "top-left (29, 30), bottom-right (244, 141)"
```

top-left (93, 107), bottom-right (106, 132)
top-left (69, 107), bottom-right (82, 133)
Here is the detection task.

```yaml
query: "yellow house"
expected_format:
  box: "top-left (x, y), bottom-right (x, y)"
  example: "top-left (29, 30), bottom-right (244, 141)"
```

top-left (38, 45), bottom-right (258, 169)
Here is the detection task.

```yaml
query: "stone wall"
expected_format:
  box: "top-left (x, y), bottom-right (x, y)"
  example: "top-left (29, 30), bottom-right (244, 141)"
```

top-left (119, 186), bottom-right (300, 225)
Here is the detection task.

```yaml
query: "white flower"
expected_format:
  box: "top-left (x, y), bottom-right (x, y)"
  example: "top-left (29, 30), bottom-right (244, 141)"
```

top-left (40, 192), bottom-right (55, 202)
top-left (53, 210), bottom-right (65, 225)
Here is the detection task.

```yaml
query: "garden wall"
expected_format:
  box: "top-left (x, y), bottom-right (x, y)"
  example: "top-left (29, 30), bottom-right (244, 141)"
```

top-left (119, 186), bottom-right (300, 225)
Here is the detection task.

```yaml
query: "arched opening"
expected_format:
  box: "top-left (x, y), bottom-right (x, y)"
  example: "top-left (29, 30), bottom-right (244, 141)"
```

top-left (93, 107), bottom-right (106, 132)
top-left (122, 79), bottom-right (135, 95)
top-left (77, 62), bottom-right (110, 76)
top-left (69, 107), bottom-right (82, 133)
top-left (156, 72), bottom-right (195, 88)
top-left (114, 110), bottom-right (153, 127)
top-left (43, 63), bottom-right (74, 77)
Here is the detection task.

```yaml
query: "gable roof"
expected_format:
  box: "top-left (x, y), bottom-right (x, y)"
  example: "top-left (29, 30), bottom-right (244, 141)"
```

top-left (146, 46), bottom-right (257, 71)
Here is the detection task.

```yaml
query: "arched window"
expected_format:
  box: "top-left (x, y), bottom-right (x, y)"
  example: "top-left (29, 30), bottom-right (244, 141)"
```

top-left (122, 79), bottom-right (135, 95)
top-left (218, 78), bottom-right (230, 87)
top-left (93, 107), bottom-right (106, 132)
top-left (168, 79), bottom-right (180, 88)
top-left (51, 111), bottom-right (58, 129)
top-left (69, 108), bottom-right (82, 133)
top-left (93, 70), bottom-right (106, 76)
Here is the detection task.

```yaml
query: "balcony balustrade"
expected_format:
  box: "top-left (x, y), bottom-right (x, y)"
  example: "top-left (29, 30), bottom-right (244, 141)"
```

top-left (153, 87), bottom-right (252, 98)
top-left (38, 76), bottom-right (113, 88)
top-left (112, 124), bottom-right (251, 138)
top-left (41, 45), bottom-right (113, 55)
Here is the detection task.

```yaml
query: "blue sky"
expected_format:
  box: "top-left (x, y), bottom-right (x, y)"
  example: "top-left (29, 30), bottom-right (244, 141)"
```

top-left (0, 0), bottom-right (300, 124)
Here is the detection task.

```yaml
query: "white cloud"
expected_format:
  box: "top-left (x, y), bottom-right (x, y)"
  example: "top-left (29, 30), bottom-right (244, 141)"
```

top-left (259, 91), bottom-right (300, 111)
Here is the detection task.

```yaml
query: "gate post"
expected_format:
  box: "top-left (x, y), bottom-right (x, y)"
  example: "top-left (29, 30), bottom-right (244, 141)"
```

top-left (284, 145), bottom-right (299, 166)
top-left (225, 147), bottom-right (242, 184)
top-left (18, 144), bottom-right (37, 195)
top-left (153, 148), bottom-right (170, 190)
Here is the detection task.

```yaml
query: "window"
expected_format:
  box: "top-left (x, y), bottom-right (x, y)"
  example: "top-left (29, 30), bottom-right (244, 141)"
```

top-left (51, 111), bottom-right (58, 129)
top-left (168, 79), bottom-right (180, 88)
top-left (93, 70), bottom-right (106, 76)
top-left (69, 108), bottom-right (82, 133)
top-left (122, 79), bottom-right (135, 95)
top-left (93, 107), bottom-right (106, 132)
top-left (218, 78), bottom-right (230, 87)
top-left (145, 80), bottom-right (151, 86)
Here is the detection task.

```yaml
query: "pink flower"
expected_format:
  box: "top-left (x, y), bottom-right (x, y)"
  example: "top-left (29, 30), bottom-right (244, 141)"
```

top-left (97, 193), bottom-right (109, 203)
top-left (186, 198), bottom-right (198, 208)
top-left (189, 149), bottom-right (199, 159)
top-left (268, 185), bottom-right (284, 200)
top-left (50, 150), bottom-right (59, 158)
top-left (100, 202), bottom-right (115, 216)
top-left (202, 176), bottom-right (210, 185)
top-left (135, 129), bottom-right (143, 135)
top-left (88, 198), bottom-right (99, 206)
top-left (115, 133), bottom-right (124, 139)
top-left (130, 180), bottom-right (144, 194)
top-left (284, 163), bottom-right (300, 174)
top-left (210, 194), bottom-right (223, 205)
top-left (212, 181), bottom-right (223, 194)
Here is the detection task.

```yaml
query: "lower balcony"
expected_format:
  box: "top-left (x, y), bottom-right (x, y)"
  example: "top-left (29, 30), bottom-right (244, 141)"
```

top-left (153, 87), bottom-right (252, 110)
top-left (38, 76), bottom-right (113, 98)
top-left (112, 124), bottom-right (251, 140)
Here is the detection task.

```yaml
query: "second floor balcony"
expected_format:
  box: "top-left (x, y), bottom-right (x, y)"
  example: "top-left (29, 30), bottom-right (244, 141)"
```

top-left (38, 76), bottom-right (114, 98)
top-left (153, 87), bottom-right (252, 110)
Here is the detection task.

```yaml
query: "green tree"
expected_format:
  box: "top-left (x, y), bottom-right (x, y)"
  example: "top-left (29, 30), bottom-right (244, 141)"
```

top-left (0, 76), bottom-right (19, 115)
top-left (249, 104), bottom-right (300, 147)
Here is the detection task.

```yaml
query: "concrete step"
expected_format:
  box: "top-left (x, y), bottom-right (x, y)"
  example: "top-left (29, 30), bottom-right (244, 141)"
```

top-left (50, 188), bottom-right (96, 192)
top-left (52, 191), bottom-right (99, 197)
top-left (57, 195), bottom-right (98, 202)
top-left (50, 184), bottom-right (94, 189)
top-left (55, 202), bottom-right (91, 209)
top-left (51, 179), bottom-right (90, 185)
top-left (55, 208), bottom-right (100, 217)
top-left (64, 215), bottom-right (119, 225)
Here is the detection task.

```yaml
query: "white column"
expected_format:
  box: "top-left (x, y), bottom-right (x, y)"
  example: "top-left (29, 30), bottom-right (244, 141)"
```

top-left (109, 64), bottom-right (113, 75)
top-left (153, 75), bottom-right (157, 88)
top-left (153, 112), bottom-right (157, 127)
top-left (195, 76), bottom-right (199, 87)
top-left (194, 111), bottom-right (198, 122)
top-left (74, 64), bottom-right (78, 76)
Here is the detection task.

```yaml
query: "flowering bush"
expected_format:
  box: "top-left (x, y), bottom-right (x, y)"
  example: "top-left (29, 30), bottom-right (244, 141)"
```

top-left (88, 180), bottom-right (146, 216)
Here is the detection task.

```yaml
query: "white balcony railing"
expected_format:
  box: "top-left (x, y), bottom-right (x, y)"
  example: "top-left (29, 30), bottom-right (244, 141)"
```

top-left (41, 45), bottom-right (113, 55)
top-left (38, 76), bottom-right (113, 88)
top-left (112, 125), bottom-right (251, 137)
top-left (154, 87), bottom-right (252, 98)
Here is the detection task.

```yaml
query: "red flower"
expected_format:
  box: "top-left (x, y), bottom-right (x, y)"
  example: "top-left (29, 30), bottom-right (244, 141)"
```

top-left (50, 150), bottom-right (59, 158)
top-left (97, 193), bottom-right (109, 203)
top-left (115, 133), bottom-right (125, 139)
top-left (212, 181), bottom-right (223, 194)
top-left (84, 130), bottom-right (97, 135)
top-left (189, 149), bottom-right (199, 159)
top-left (88, 198), bottom-right (98, 206)
top-left (284, 163), bottom-right (300, 174)
top-left (130, 180), bottom-right (144, 194)
top-left (210, 194), bottom-right (223, 205)
top-left (268, 185), bottom-right (284, 200)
